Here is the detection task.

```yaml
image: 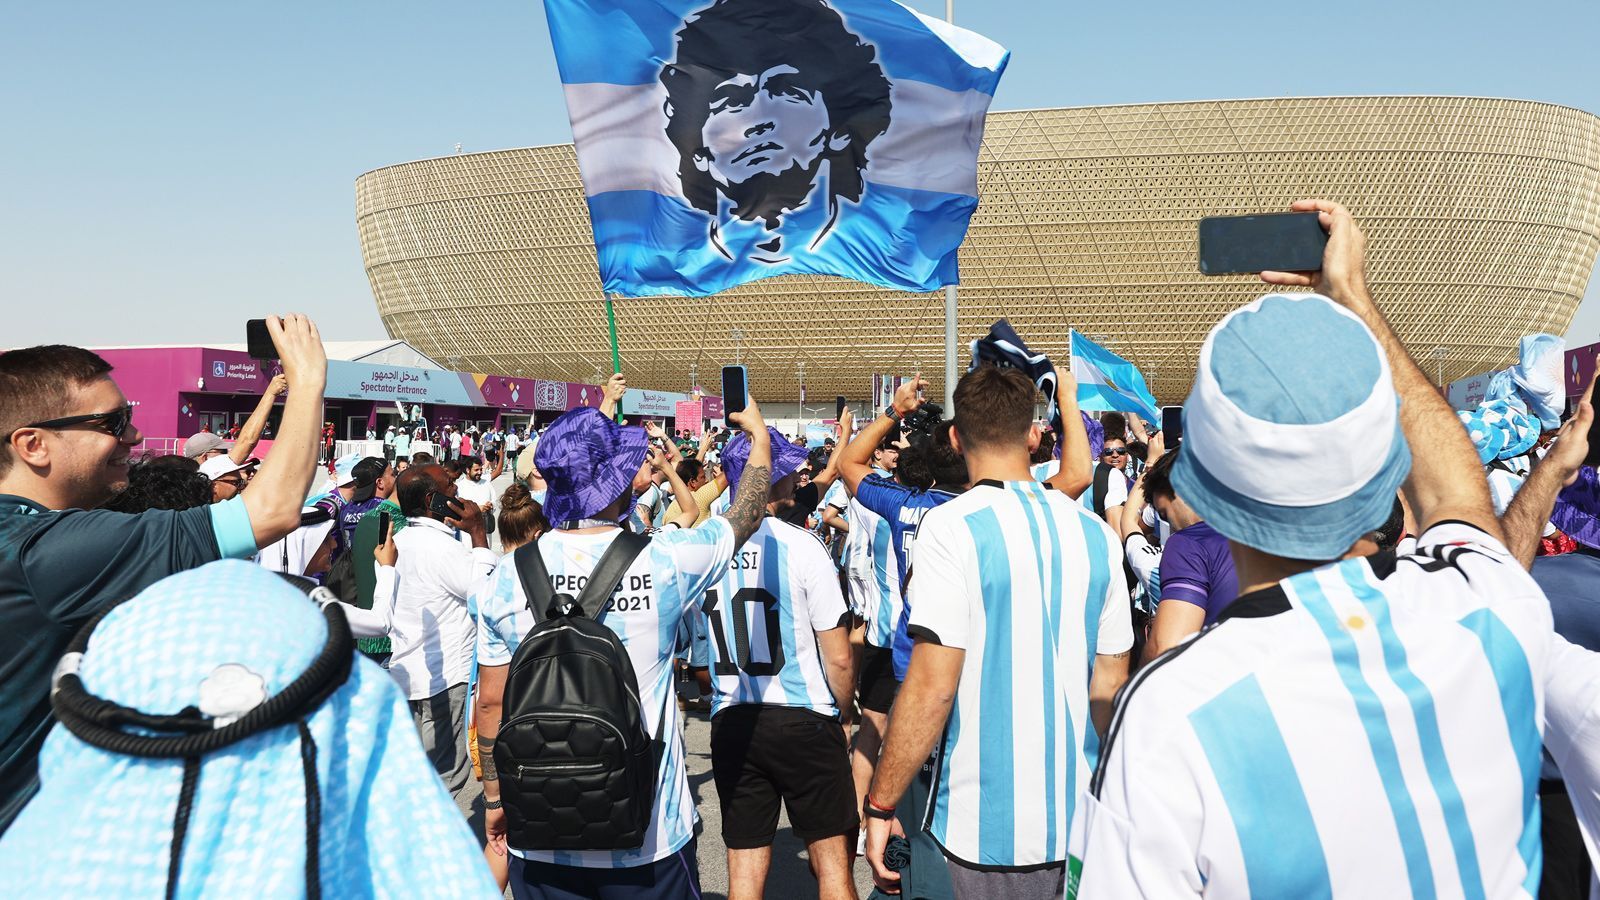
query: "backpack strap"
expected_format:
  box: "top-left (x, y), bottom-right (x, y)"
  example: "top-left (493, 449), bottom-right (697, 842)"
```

top-left (513, 530), bottom-right (652, 621)
top-left (514, 538), bottom-right (558, 621)
top-left (1093, 463), bottom-right (1112, 518)
top-left (574, 530), bottom-right (652, 620)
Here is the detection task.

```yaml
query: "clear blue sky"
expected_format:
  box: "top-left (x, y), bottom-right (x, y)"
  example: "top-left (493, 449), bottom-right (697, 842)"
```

top-left (3, 0), bottom-right (1597, 350)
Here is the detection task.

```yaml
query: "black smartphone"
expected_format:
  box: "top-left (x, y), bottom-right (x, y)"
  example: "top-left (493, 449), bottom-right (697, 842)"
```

top-left (722, 365), bottom-right (749, 415)
top-left (246, 319), bottom-right (277, 360)
top-left (1197, 212), bottom-right (1327, 275)
top-left (377, 511), bottom-right (391, 540)
top-left (1161, 405), bottom-right (1184, 447)
top-left (429, 491), bottom-right (461, 521)
top-left (836, 395), bottom-right (848, 419)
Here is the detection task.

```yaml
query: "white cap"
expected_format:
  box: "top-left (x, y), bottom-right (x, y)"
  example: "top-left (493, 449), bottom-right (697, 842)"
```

top-left (199, 456), bottom-right (249, 481)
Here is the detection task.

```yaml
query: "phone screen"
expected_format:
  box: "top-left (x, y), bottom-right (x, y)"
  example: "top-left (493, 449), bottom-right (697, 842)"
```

top-left (835, 396), bottom-right (848, 419)
top-left (1197, 212), bottom-right (1327, 275)
top-left (378, 511), bottom-right (391, 539)
top-left (722, 366), bottom-right (748, 415)
top-left (246, 319), bottom-right (278, 360)
top-left (1161, 406), bottom-right (1184, 447)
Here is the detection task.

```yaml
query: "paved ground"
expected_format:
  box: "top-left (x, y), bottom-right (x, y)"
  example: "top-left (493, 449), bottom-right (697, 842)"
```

top-left (678, 707), bottom-right (877, 900)
top-left (453, 705), bottom-right (876, 898)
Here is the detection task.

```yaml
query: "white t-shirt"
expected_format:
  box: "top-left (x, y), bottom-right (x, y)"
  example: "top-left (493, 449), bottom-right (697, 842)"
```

top-left (908, 480), bottom-right (1132, 868)
top-left (691, 518), bottom-right (849, 716)
top-left (455, 474), bottom-right (494, 510)
top-left (387, 517), bottom-right (497, 700)
top-left (1081, 522), bottom-right (1554, 898)
top-left (1080, 464), bottom-right (1129, 517)
top-left (476, 519), bottom-right (737, 868)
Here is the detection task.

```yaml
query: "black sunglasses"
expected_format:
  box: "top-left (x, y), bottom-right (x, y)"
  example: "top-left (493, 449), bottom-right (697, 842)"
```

top-left (11, 405), bottom-right (135, 441)
top-left (1102, 447), bottom-right (1128, 456)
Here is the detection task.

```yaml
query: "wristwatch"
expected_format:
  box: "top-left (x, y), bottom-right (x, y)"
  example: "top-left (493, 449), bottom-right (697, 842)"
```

top-left (884, 406), bottom-right (903, 423)
top-left (864, 795), bottom-right (897, 820)
top-left (485, 798), bottom-right (503, 810)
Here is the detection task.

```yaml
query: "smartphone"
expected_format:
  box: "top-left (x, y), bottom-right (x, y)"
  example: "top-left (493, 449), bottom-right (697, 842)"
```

top-left (377, 511), bottom-right (391, 540)
top-left (722, 365), bottom-right (749, 415)
top-left (836, 395), bottom-right (848, 420)
top-left (429, 491), bottom-right (461, 521)
top-left (246, 319), bottom-right (277, 360)
top-left (1161, 405), bottom-right (1184, 448)
top-left (1197, 212), bottom-right (1327, 275)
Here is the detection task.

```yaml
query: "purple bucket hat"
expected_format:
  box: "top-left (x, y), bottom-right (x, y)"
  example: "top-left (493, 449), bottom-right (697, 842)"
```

top-left (722, 427), bottom-right (812, 489)
top-left (534, 407), bottom-right (649, 526)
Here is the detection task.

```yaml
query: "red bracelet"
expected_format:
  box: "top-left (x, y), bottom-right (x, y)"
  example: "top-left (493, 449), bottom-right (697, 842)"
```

top-left (866, 794), bottom-right (896, 814)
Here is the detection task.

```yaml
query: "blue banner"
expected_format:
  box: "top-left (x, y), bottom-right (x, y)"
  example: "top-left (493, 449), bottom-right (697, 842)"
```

top-left (546, 0), bottom-right (1009, 297)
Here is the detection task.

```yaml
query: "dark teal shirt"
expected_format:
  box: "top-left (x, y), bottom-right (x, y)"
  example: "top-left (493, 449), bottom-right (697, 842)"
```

top-left (0, 494), bottom-right (254, 833)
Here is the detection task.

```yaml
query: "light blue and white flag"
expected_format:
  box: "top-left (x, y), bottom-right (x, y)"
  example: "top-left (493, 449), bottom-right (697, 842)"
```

top-left (1070, 329), bottom-right (1161, 423)
top-left (545, 0), bottom-right (1008, 297)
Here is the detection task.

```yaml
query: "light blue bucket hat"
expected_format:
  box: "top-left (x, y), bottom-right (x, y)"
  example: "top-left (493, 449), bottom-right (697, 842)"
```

top-left (1171, 293), bottom-right (1412, 560)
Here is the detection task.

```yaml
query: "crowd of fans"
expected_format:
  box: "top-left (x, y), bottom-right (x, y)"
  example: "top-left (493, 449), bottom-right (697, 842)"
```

top-left (4, 201), bottom-right (1600, 899)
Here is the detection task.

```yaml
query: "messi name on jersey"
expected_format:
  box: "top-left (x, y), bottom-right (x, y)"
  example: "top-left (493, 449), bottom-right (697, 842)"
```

top-left (546, 0), bottom-right (1008, 296)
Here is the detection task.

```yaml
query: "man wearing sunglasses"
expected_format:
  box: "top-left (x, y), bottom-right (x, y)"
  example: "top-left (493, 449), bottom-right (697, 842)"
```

top-left (0, 314), bottom-right (328, 836)
top-left (1085, 437), bottom-right (1132, 529)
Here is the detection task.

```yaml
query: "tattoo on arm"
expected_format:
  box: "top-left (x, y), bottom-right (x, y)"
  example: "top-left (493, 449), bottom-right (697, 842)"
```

top-left (726, 464), bottom-right (771, 548)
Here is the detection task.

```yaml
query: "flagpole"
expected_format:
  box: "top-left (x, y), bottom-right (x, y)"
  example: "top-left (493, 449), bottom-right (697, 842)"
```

top-left (942, 0), bottom-right (958, 417)
top-left (604, 292), bottom-right (623, 422)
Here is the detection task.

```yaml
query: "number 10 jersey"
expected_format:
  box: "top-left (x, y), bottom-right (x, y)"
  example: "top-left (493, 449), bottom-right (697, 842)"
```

top-left (692, 517), bottom-right (850, 718)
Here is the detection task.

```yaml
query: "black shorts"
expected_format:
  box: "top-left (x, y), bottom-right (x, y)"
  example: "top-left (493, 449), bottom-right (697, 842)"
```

top-left (710, 705), bottom-right (858, 849)
top-left (857, 645), bottom-right (899, 714)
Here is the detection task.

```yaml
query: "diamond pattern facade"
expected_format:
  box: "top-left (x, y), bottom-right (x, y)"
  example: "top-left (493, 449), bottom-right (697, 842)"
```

top-left (357, 96), bottom-right (1600, 402)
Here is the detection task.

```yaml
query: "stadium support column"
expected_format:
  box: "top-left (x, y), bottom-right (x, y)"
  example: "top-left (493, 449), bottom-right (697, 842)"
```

top-left (942, 0), bottom-right (958, 417)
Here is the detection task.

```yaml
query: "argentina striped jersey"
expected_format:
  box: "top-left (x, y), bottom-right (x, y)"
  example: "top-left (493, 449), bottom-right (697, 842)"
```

top-left (691, 517), bottom-right (850, 717)
top-left (1080, 522), bottom-right (1553, 899)
top-left (841, 491), bottom-right (900, 648)
top-left (475, 519), bottom-right (735, 868)
top-left (908, 480), bottom-right (1132, 868)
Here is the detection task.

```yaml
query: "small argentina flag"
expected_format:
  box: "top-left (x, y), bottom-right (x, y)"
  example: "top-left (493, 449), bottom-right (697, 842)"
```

top-left (1070, 329), bottom-right (1162, 423)
top-left (544, 0), bottom-right (1009, 297)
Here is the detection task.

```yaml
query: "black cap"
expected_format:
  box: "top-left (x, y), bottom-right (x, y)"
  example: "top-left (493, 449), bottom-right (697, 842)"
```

top-left (350, 456), bottom-right (388, 502)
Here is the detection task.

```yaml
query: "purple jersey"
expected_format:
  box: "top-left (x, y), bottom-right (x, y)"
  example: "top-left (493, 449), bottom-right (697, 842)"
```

top-left (1158, 520), bottom-right (1238, 625)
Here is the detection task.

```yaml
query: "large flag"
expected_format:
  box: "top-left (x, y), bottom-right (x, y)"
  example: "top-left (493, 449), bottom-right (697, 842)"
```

top-left (1070, 330), bottom-right (1161, 423)
top-left (545, 0), bottom-right (1008, 297)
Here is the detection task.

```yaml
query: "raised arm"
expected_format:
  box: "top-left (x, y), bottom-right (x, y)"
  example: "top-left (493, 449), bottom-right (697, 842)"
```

top-left (241, 315), bottom-right (326, 547)
top-left (645, 421), bottom-right (682, 466)
top-left (598, 373), bottom-right (626, 421)
top-left (1045, 365), bottom-right (1093, 498)
top-left (808, 407), bottom-right (853, 495)
top-left (842, 376), bottom-right (924, 495)
top-left (1263, 199), bottom-right (1498, 538)
top-left (653, 448), bottom-right (701, 530)
top-left (229, 373), bottom-right (287, 464)
top-left (1503, 364), bottom-right (1595, 567)
top-left (722, 398), bottom-right (772, 548)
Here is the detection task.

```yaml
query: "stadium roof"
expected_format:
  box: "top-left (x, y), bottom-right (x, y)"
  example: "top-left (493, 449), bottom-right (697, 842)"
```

top-left (356, 95), bottom-right (1600, 403)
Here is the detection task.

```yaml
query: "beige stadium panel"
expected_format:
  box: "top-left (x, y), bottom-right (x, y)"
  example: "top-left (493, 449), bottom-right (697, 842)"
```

top-left (356, 96), bottom-right (1600, 403)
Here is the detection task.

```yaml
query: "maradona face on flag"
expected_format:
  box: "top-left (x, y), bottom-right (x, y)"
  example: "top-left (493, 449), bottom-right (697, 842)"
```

top-left (660, 0), bottom-right (890, 264)
top-left (546, 0), bottom-right (1008, 297)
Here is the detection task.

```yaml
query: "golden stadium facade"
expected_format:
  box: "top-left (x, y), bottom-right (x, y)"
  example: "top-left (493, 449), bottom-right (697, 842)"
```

top-left (357, 96), bottom-right (1600, 403)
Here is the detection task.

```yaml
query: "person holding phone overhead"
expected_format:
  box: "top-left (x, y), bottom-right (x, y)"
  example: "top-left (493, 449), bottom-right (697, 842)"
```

top-left (0, 314), bottom-right (329, 836)
top-left (386, 463), bottom-right (496, 802)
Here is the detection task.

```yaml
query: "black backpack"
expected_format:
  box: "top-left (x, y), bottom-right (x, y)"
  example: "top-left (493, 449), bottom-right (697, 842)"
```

top-left (497, 530), bottom-right (663, 851)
